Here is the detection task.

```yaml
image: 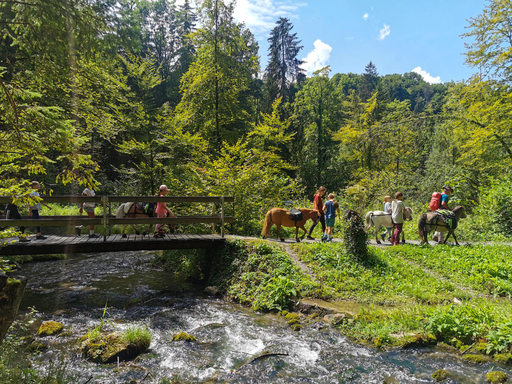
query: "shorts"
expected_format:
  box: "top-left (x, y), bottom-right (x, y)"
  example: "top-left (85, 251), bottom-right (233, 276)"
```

top-left (326, 217), bottom-right (335, 227)
top-left (84, 206), bottom-right (95, 213)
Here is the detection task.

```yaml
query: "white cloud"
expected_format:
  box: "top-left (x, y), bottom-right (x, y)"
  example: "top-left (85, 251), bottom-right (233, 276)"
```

top-left (233, 0), bottom-right (307, 35)
top-left (363, 13), bottom-right (368, 21)
top-left (379, 24), bottom-right (390, 40)
top-left (346, 36), bottom-right (354, 41)
top-left (412, 67), bottom-right (442, 84)
top-left (300, 39), bottom-right (332, 75)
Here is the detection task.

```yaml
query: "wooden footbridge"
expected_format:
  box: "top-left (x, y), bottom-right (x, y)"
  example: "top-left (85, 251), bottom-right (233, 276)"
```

top-left (0, 195), bottom-right (234, 255)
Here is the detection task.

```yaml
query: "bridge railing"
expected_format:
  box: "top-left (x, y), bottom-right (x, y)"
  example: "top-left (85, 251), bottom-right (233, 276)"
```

top-left (0, 196), bottom-right (234, 240)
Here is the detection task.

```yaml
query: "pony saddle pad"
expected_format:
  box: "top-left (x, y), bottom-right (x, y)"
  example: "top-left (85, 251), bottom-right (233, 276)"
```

top-left (430, 209), bottom-right (456, 229)
top-left (289, 209), bottom-right (303, 223)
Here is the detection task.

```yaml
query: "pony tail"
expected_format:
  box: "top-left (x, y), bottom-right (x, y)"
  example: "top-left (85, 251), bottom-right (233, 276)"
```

top-left (261, 210), bottom-right (273, 238)
top-left (364, 211), bottom-right (373, 231)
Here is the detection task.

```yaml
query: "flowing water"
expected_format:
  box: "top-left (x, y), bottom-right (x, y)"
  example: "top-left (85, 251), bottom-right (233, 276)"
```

top-left (13, 251), bottom-right (511, 383)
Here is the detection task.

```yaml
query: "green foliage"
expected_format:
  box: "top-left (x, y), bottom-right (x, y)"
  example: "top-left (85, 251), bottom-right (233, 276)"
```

top-left (486, 322), bottom-right (512, 354)
top-left (154, 249), bottom-right (207, 281)
top-left (122, 326), bottom-right (152, 349)
top-left (208, 239), bottom-right (319, 311)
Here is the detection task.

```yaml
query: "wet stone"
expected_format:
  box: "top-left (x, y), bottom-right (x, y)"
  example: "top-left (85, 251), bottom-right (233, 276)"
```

top-left (37, 320), bottom-right (64, 337)
top-left (431, 369), bottom-right (450, 382)
top-left (487, 371), bottom-right (508, 383)
top-left (79, 331), bottom-right (149, 364)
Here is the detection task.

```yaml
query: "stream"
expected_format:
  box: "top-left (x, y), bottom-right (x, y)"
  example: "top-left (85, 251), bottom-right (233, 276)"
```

top-left (12, 251), bottom-right (511, 383)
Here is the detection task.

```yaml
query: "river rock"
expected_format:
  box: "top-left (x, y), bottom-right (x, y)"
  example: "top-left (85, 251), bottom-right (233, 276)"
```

top-left (80, 331), bottom-right (150, 364)
top-left (37, 320), bottom-right (64, 336)
top-left (323, 313), bottom-right (351, 325)
top-left (487, 371), bottom-right (508, 383)
top-left (431, 369), bottom-right (450, 382)
top-left (204, 286), bottom-right (219, 295)
top-left (0, 272), bottom-right (28, 342)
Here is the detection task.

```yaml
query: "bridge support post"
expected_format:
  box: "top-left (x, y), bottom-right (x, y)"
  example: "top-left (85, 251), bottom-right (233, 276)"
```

top-left (220, 196), bottom-right (225, 238)
top-left (212, 203), bottom-right (217, 234)
top-left (102, 196), bottom-right (108, 241)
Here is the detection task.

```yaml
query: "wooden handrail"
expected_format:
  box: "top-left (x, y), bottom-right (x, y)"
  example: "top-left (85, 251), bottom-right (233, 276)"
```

top-left (0, 195), bottom-right (234, 238)
top-left (0, 196), bottom-right (235, 204)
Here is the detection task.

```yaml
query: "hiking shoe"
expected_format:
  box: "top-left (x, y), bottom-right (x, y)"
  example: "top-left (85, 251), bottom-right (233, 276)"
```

top-left (89, 233), bottom-right (100, 239)
top-left (306, 236), bottom-right (314, 240)
top-left (36, 235), bottom-right (47, 240)
top-left (154, 233), bottom-right (164, 238)
top-left (19, 237), bottom-right (30, 242)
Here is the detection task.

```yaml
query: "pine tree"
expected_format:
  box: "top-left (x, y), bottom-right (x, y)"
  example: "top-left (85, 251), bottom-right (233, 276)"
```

top-left (263, 17), bottom-right (305, 111)
top-left (359, 61), bottom-right (379, 101)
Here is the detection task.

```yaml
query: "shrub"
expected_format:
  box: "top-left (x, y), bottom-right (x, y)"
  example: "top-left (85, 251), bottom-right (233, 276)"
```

top-left (343, 210), bottom-right (368, 263)
top-left (123, 326), bottom-right (152, 349)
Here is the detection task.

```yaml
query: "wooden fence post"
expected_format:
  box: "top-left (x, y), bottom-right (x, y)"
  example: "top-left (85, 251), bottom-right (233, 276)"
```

top-left (212, 202), bottom-right (217, 234)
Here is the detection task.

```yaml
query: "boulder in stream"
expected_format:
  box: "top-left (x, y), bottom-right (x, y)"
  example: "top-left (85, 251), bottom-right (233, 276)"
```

top-left (486, 371), bottom-right (508, 383)
top-left (79, 331), bottom-right (151, 364)
top-left (37, 320), bottom-right (64, 337)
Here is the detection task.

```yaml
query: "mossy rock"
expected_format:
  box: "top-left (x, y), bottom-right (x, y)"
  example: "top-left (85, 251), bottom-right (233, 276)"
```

top-left (306, 313), bottom-right (319, 320)
top-left (288, 318), bottom-right (300, 326)
top-left (401, 333), bottom-right (437, 349)
top-left (462, 354), bottom-right (492, 364)
top-left (285, 313), bottom-right (300, 321)
top-left (27, 341), bottom-right (48, 352)
top-left (171, 332), bottom-right (197, 342)
top-left (290, 323), bottom-right (301, 332)
top-left (494, 353), bottom-right (512, 365)
top-left (487, 371), bottom-right (508, 383)
top-left (431, 369), bottom-right (450, 382)
top-left (37, 321), bottom-right (64, 337)
top-left (79, 332), bottom-right (149, 364)
top-left (449, 338), bottom-right (464, 349)
top-left (279, 310), bottom-right (289, 316)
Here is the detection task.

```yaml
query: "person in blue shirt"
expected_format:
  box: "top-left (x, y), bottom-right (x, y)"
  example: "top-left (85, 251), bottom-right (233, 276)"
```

top-left (433, 185), bottom-right (453, 243)
top-left (322, 193), bottom-right (340, 242)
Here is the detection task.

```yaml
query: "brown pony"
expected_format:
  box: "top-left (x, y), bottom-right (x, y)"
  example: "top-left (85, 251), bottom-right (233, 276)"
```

top-left (418, 205), bottom-right (466, 245)
top-left (261, 208), bottom-right (320, 242)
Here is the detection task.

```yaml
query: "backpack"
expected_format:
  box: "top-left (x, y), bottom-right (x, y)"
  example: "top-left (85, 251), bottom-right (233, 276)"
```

top-left (289, 209), bottom-right (303, 223)
top-left (429, 192), bottom-right (442, 211)
top-left (146, 202), bottom-right (157, 217)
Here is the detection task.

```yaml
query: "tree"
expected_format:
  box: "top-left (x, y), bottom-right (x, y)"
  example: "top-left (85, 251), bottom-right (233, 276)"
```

top-left (175, 0), bottom-right (258, 151)
top-left (463, 0), bottom-right (512, 81)
top-left (293, 67), bottom-right (343, 190)
top-left (263, 17), bottom-right (305, 112)
top-left (358, 61), bottom-right (379, 101)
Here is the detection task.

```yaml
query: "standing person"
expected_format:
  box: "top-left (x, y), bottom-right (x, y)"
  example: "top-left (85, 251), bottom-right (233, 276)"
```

top-left (380, 195), bottom-right (393, 241)
top-left (29, 181), bottom-right (52, 240)
top-left (5, 203), bottom-right (29, 242)
top-left (433, 185), bottom-right (453, 243)
top-left (154, 185), bottom-right (175, 238)
top-left (307, 186), bottom-right (327, 240)
top-left (79, 187), bottom-right (99, 238)
top-left (322, 193), bottom-right (337, 242)
top-left (390, 192), bottom-right (404, 246)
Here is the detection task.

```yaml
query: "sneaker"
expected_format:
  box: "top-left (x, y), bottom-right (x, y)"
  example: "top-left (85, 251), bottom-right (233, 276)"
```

top-left (306, 236), bottom-right (315, 240)
top-left (36, 235), bottom-right (47, 240)
top-left (432, 235), bottom-right (438, 242)
top-left (89, 233), bottom-right (100, 239)
top-left (380, 233), bottom-right (386, 241)
top-left (154, 233), bottom-right (164, 238)
top-left (19, 236), bottom-right (30, 242)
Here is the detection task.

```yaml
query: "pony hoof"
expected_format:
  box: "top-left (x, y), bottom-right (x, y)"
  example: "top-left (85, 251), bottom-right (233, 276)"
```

top-left (280, 238), bottom-right (285, 242)
top-left (122, 234), bottom-right (127, 238)
top-left (376, 240), bottom-right (381, 245)
top-left (296, 238), bottom-right (301, 243)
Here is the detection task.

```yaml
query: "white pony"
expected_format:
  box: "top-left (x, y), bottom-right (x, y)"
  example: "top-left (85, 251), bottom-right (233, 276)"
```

top-left (365, 207), bottom-right (414, 244)
top-left (115, 202), bottom-right (155, 238)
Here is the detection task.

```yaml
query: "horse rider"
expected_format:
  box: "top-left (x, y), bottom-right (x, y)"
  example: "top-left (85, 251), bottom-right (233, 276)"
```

top-left (433, 185), bottom-right (453, 243)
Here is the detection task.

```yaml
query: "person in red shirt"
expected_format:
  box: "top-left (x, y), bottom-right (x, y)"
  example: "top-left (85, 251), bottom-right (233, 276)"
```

top-left (307, 186), bottom-right (326, 240)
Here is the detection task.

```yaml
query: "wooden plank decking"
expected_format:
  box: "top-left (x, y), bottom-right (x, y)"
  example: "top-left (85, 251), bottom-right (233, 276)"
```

top-left (0, 234), bottom-right (226, 255)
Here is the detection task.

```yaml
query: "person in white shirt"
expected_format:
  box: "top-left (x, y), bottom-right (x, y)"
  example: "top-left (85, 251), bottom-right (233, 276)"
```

top-left (390, 192), bottom-right (404, 246)
top-left (79, 187), bottom-right (99, 238)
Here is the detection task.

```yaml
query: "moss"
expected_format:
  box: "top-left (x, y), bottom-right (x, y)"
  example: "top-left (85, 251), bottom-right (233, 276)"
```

top-left (290, 323), bottom-right (301, 332)
top-left (37, 321), bottom-right (64, 337)
top-left (401, 334), bottom-right (437, 348)
top-left (279, 310), bottom-right (289, 316)
top-left (306, 313), bottom-right (319, 320)
top-left (487, 371), bottom-right (508, 383)
top-left (171, 332), bottom-right (197, 342)
top-left (27, 341), bottom-right (48, 352)
top-left (287, 318), bottom-right (300, 326)
top-left (494, 353), bottom-right (512, 365)
top-left (6, 277), bottom-right (21, 286)
top-left (431, 369), bottom-right (450, 382)
top-left (462, 354), bottom-right (492, 364)
top-left (285, 313), bottom-right (300, 321)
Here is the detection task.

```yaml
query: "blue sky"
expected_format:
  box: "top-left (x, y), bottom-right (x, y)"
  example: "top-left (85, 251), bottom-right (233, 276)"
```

top-left (221, 0), bottom-right (487, 83)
